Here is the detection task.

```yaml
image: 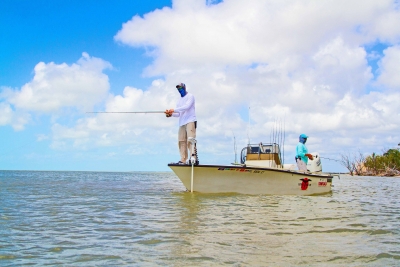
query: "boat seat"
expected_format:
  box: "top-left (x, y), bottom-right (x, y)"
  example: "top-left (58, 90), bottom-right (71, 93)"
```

top-left (249, 147), bottom-right (271, 154)
top-left (250, 147), bottom-right (259, 153)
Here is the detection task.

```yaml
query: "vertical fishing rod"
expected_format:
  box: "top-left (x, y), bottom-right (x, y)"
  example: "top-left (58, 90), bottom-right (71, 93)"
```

top-left (282, 118), bottom-right (286, 167)
top-left (276, 117), bottom-right (286, 167)
top-left (274, 119), bottom-right (277, 168)
top-left (269, 125), bottom-right (272, 168)
top-left (269, 120), bottom-right (274, 168)
top-left (247, 106), bottom-right (251, 145)
top-left (277, 119), bottom-right (281, 168)
top-left (275, 118), bottom-right (278, 147)
top-left (232, 131), bottom-right (237, 164)
top-left (270, 117), bottom-right (285, 168)
top-left (274, 120), bottom-right (276, 141)
top-left (270, 126), bottom-right (272, 152)
top-left (279, 118), bottom-right (283, 167)
top-left (275, 119), bottom-right (279, 149)
top-left (273, 119), bottom-right (278, 168)
top-left (276, 119), bottom-right (279, 167)
top-left (272, 118), bottom-right (276, 147)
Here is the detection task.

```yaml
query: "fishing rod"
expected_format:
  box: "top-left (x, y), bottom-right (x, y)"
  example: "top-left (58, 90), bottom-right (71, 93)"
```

top-left (86, 111), bottom-right (166, 114)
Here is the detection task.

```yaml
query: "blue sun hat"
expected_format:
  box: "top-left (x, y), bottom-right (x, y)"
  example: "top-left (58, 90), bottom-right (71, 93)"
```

top-left (299, 134), bottom-right (308, 144)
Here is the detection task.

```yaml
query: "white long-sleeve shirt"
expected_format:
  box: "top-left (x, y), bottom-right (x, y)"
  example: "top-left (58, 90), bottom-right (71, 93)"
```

top-left (172, 92), bottom-right (196, 126)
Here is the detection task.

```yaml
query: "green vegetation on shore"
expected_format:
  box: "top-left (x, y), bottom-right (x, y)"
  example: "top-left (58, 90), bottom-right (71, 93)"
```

top-left (340, 148), bottom-right (400, 176)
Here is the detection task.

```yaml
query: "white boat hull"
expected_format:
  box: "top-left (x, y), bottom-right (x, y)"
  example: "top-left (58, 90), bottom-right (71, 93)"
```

top-left (168, 164), bottom-right (333, 195)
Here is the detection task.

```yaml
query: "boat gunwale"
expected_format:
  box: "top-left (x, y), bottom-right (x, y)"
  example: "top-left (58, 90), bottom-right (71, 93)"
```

top-left (167, 163), bottom-right (334, 178)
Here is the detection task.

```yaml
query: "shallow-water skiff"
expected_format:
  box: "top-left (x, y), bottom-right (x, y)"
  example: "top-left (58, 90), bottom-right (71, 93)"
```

top-left (168, 142), bottom-right (333, 195)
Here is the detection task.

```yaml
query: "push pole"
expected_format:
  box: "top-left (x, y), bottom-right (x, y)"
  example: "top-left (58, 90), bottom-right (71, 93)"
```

top-left (191, 161), bottom-right (194, 193)
top-left (188, 137), bottom-right (197, 193)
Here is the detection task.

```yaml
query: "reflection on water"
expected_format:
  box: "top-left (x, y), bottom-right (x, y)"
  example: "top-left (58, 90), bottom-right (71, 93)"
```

top-left (0, 171), bottom-right (399, 266)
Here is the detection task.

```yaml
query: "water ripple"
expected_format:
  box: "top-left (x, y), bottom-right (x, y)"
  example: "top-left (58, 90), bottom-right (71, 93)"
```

top-left (0, 171), bottom-right (399, 266)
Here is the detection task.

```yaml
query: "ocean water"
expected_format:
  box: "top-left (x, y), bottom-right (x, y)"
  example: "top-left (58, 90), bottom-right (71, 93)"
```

top-left (0, 171), bottom-right (399, 267)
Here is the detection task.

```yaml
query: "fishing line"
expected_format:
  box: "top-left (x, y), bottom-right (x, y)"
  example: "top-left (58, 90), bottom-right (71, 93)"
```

top-left (320, 157), bottom-right (340, 162)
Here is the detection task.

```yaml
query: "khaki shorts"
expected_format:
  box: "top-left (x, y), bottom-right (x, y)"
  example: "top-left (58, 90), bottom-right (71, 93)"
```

top-left (178, 121), bottom-right (196, 141)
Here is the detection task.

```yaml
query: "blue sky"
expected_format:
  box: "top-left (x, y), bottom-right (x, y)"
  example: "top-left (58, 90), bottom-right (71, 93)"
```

top-left (1, 0), bottom-right (170, 91)
top-left (1, 0), bottom-right (400, 172)
top-left (1, 0), bottom-right (172, 171)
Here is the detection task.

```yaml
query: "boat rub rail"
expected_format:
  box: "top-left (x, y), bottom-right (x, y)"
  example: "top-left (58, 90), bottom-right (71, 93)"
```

top-left (167, 163), bottom-right (333, 178)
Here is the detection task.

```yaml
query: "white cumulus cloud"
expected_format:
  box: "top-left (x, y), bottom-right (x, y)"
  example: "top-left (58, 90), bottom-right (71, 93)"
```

top-left (377, 45), bottom-right (400, 90)
top-left (7, 52), bottom-right (111, 113)
top-left (112, 0), bottom-right (400, 163)
top-left (0, 53), bottom-right (112, 130)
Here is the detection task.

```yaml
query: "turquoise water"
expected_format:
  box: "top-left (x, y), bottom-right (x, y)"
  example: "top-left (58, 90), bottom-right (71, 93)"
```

top-left (0, 171), bottom-right (399, 266)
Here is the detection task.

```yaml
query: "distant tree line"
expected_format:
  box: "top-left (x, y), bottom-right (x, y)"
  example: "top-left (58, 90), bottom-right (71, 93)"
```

top-left (340, 148), bottom-right (400, 176)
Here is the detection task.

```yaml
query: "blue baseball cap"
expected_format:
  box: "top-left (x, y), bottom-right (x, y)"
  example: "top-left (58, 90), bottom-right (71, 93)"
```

top-left (299, 134), bottom-right (308, 138)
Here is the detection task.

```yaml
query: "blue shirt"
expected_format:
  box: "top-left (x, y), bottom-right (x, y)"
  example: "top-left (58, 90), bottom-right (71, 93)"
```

top-left (296, 142), bottom-right (309, 164)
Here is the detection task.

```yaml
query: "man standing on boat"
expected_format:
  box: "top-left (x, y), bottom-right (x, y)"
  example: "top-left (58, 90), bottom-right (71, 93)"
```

top-left (296, 134), bottom-right (314, 171)
top-left (165, 83), bottom-right (197, 165)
